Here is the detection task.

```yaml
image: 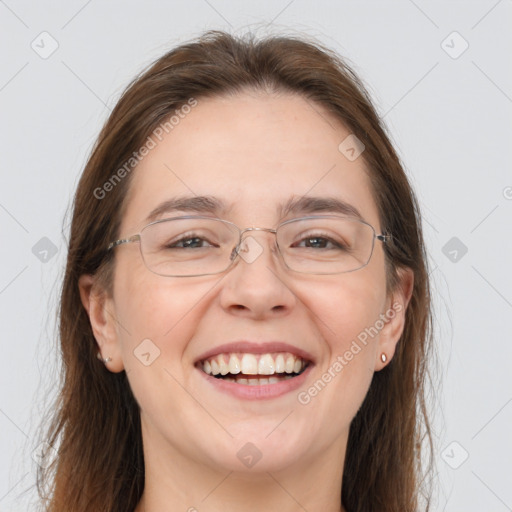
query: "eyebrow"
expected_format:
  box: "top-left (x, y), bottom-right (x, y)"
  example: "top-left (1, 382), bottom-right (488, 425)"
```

top-left (145, 195), bottom-right (231, 223)
top-left (145, 194), bottom-right (364, 223)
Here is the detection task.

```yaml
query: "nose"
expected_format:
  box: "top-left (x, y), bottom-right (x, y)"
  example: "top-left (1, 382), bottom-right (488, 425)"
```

top-left (219, 230), bottom-right (297, 320)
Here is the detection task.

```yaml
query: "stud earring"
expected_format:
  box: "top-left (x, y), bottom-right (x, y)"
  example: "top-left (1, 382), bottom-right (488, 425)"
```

top-left (97, 351), bottom-right (112, 364)
top-left (380, 353), bottom-right (387, 363)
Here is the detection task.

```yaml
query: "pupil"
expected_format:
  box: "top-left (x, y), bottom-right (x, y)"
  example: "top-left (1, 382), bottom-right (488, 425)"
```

top-left (306, 237), bottom-right (327, 248)
top-left (184, 237), bottom-right (203, 248)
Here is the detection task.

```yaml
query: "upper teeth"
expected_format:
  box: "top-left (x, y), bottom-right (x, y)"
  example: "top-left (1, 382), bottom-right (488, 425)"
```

top-left (201, 352), bottom-right (306, 376)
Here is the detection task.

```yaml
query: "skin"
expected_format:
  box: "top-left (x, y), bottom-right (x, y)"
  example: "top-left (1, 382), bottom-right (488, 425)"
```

top-left (79, 91), bottom-right (413, 512)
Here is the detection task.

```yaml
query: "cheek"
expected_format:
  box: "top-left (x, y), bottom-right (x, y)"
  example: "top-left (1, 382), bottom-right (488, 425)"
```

top-left (111, 265), bottom-right (216, 424)
top-left (292, 269), bottom-right (386, 415)
top-left (114, 271), bottom-right (173, 342)
top-left (291, 281), bottom-right (383, 439)
top-left (299, 268), bottom-right (387, 353)
top-left (111, 260), bottom-right (213, 367)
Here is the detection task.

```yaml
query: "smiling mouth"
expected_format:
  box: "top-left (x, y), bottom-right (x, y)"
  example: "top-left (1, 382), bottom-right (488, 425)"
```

top-left (198, 352), bottom-right (310, 385)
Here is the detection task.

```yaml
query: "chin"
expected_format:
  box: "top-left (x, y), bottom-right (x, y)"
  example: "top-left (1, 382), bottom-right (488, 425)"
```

top-left (201, 430), bottom-right (309, 474)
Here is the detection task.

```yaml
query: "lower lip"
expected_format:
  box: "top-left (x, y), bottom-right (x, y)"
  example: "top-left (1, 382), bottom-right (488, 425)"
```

top-left (197, 365), bottom-right (313, 400)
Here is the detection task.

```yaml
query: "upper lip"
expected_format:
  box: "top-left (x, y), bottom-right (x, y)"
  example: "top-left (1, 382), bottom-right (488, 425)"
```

top-left (194, 341), bottom-right (315, 364)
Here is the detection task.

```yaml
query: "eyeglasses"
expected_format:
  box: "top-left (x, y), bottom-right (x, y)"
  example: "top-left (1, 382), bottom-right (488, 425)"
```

top-left (107, 215), bottom-right (390, 277)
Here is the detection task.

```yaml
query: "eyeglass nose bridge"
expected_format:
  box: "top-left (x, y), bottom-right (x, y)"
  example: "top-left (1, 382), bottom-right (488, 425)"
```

top-left (230, 226), bottom-right (279, 262)
top-left (240, 226), bottom-right (277, 237)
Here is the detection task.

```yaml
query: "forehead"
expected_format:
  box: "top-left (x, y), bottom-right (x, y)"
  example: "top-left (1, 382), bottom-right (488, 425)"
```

top-left (121, 92), bottom-right (380, 232)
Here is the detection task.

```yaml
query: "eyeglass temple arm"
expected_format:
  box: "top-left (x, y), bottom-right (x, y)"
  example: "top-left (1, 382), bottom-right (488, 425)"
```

top-left (107, 234), bottom-right (141, 251)
top-left (376, 233), bottom-right (391, 243)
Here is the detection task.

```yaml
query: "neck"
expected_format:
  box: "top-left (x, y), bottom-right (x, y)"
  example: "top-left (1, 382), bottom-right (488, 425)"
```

top-left (136, 474), bottom-right (347, 512)
top-left (134, 424), bottom-right (349, 512)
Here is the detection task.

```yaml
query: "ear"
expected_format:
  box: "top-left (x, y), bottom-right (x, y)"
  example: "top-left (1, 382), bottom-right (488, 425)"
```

top-left (375, 267), bottom-right (414, 371)
top-left (78, 274), bottom-right (125, 373)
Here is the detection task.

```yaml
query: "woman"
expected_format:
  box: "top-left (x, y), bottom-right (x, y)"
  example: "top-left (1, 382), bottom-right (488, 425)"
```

top-left (38, 30), bottom-right (434, 511)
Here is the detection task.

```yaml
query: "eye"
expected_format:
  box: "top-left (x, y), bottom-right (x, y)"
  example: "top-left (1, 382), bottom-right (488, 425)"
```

top-left (293, 234), bottom-right (346, 250)
top-left (165, 234), bottom-right (217, 249)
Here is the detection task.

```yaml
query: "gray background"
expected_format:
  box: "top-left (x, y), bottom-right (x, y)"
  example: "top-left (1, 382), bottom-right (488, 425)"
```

top-left (1, 1), bottom-right (511, 510)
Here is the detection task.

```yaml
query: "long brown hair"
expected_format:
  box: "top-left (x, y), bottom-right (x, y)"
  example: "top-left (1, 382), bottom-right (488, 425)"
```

top-left (37, 30), bottom-right (435, 511)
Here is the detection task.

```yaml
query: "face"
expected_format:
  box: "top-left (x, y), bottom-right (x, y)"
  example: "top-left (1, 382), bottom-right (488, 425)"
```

top-left (82, 91), bottom-right (410, 478)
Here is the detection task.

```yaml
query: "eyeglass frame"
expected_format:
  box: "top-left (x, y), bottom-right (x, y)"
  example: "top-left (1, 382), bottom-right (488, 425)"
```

top-left (107, 214), bottom-right (391, 277)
